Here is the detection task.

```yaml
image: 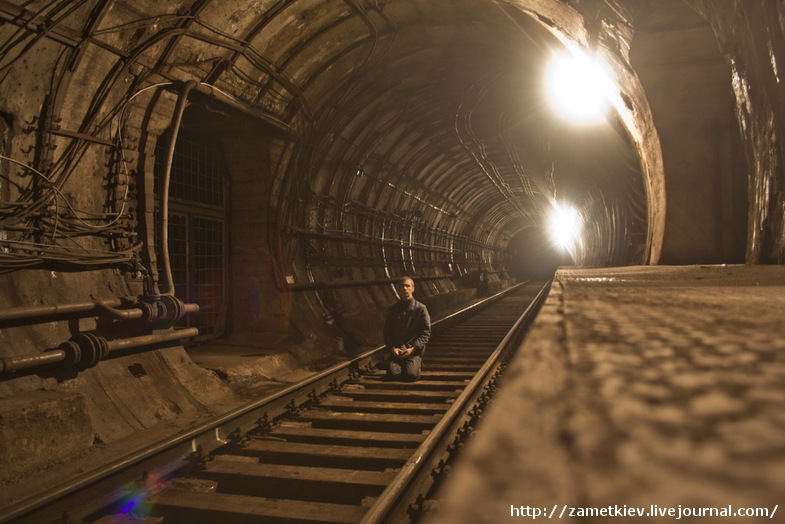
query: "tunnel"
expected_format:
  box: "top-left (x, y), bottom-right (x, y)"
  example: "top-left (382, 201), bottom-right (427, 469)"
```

top-left (0, 0), bottom-right (784, 520)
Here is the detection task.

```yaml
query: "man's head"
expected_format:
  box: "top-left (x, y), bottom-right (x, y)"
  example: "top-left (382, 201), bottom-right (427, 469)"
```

top-left (397, 276), bottom-right (415, 301)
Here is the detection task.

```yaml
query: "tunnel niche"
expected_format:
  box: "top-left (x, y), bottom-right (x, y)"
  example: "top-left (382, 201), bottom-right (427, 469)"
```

top-left (630, 0), bottom-right (749, 264)
top-left (150, 96), bottom-right (297, 345)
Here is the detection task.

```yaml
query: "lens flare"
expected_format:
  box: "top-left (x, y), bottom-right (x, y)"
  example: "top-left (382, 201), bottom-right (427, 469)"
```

top-left (548, 203), bottom-right (581, 252)
top-left (546, 47), bottom-right (616, 122)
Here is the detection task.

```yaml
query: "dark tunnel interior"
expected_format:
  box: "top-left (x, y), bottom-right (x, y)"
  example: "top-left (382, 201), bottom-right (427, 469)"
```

top-left (0, 0), bottom-right (783, 513)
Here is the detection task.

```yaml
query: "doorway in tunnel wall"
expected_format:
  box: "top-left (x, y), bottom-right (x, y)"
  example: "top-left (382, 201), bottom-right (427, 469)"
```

top-left (155, 132), bottom-right (229, 339)
top-left (151, 96), bottom-right (298, 343)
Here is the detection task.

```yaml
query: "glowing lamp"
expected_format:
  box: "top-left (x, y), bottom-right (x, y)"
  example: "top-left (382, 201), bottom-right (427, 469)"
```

top-left (548, 203), bottom-right (581, 252)
top-left (546, 48), bottom-right (615, 122)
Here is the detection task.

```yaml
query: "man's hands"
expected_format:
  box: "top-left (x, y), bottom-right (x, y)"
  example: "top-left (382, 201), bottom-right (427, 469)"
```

top-left (391, 346), bottom-right (414, 357)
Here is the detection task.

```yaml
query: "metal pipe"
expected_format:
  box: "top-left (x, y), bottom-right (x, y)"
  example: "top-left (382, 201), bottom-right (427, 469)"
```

top-left (105, 328), bottom-right (198, 352)
top-left (181, 303), bottom-right (199, 314)
top-left (0, 351), bottom-right (65, 374)
top-left (0, 299), bottom-right (123, 321)
top-left (0, 328), bottom-right (199, 377)
top-left (158, 80), bottom-right (197, 295)
top-left (96, 302), bottom-right (144, 320)
top-left (0, 297), bottom-right (198, 323)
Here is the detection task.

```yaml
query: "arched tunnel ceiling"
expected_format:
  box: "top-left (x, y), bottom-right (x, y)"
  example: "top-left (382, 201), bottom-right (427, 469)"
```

top-left (0, 0), bottom-right (656, 276)
top-left (221, 0), bottom-right (647, 264)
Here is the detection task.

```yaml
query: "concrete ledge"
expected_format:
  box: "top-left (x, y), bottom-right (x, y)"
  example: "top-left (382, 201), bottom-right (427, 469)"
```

top-left (433, 265), bottom-right (785, 523)
top-left (187, 332), bottom-right (339, 386)
top-left (0, 390), bottom-right (93, 480)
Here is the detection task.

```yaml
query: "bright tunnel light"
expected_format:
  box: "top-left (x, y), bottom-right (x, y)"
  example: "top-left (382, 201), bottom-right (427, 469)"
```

top-left (548, 203), bottom-right (581, 252)
top-left (546, 47), bottom-right (616, 122)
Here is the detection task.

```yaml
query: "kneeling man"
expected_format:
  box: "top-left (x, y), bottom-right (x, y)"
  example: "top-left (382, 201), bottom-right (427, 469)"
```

top-left (383, 276), bottom-right (431, 381)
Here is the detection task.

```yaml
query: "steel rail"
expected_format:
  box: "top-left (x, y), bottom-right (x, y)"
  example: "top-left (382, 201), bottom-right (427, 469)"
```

top-left (0, 281), bottom-right (528, 524)
top-left (360, 280), bottom-right (552, 523)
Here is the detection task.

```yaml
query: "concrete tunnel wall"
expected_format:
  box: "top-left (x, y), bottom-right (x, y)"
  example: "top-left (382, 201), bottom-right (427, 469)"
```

top-left (0, 0), bottom-right (783, 497)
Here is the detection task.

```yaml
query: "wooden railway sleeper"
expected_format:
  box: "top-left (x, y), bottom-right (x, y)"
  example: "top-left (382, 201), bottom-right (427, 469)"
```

top-left (1, 284), bottom-right (546, 524)
top-left (408, 453), bottom-right (454, 524)
top-left (400, 377), bottom-right (512, 523)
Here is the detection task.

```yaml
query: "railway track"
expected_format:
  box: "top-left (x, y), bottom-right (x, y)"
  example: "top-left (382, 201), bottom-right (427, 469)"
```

top-left (3, 281), bottom-right (549, 524)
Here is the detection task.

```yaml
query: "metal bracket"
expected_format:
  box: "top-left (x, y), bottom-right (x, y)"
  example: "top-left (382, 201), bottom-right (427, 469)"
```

top-left (285, 398), bottom-right (301, 416)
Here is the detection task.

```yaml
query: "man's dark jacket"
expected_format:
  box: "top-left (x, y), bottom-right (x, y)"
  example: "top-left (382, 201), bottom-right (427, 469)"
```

top-left (383, 298), bottom-right (431, 357)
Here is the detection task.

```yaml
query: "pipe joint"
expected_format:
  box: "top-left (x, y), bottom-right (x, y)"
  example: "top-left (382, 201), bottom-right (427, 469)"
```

top-left (139, 295), bottom-right (199, 325)
top-left (57, 333), bottom-right (109, 370)
top-left (96, 301), bottom-right (144, 320)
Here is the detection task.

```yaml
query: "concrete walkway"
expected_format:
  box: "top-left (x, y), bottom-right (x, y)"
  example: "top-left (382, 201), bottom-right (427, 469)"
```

top-left (432, 265), bottom-right (785, 523)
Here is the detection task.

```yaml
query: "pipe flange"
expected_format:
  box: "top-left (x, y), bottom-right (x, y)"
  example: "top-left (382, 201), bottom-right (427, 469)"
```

top-left (59, 333), bottom-right (109, 370)
top-left (137, 301), bottom-right (157, 323)
top-left (82, 333), bottom-right (108, 368)
top-left (157, 295), bottom-right (185, 322)
top-left (58, 340), bottom-right (81, 367)
top-left (139, 295), bottom-right (190, 326)
top-left (138, 297), bottom-right (167, 324)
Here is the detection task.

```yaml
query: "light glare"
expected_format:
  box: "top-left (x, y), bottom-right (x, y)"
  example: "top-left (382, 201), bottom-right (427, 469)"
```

top-left (546, 48), bottom-right (615, 122)
top-left (548, 203), bottom-right (581, 252)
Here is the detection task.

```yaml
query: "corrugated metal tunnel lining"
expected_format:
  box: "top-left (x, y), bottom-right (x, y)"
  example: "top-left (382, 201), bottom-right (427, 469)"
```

top-left (265, 0), bottom-right (650, 277)
top-left (0, 0), bottom-right (652, 281)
